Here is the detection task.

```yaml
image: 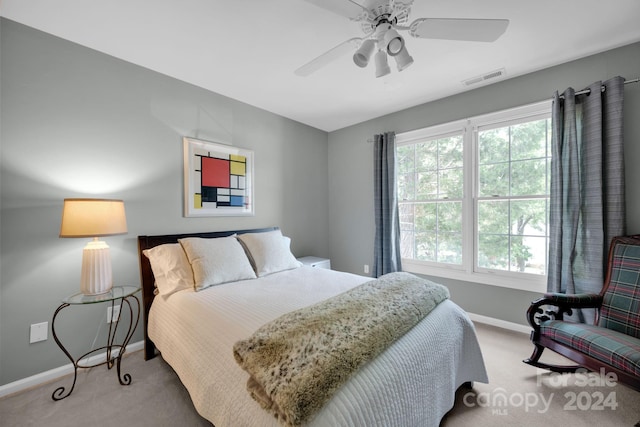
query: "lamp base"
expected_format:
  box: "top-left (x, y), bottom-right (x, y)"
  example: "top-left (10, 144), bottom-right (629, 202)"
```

top-left (80, 239), bottom-right (113, 295)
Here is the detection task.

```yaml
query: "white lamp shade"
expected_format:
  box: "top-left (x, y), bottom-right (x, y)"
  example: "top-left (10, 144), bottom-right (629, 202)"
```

top-left (60, 198), bottom-right (127, 295)
top-left (394, 45), bottom-right (414, 71)
top-left (60, 198), bottom-right (127, 237)
top-left (353, 39), bottom-right (376, 68)
top-left (383, 28), bottom-right (404, 56)
top-left (375, 50), bottom-right (391, 78)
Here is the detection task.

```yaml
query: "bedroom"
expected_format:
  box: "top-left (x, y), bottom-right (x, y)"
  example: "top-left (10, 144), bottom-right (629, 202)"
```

top-left (1, 0), bottom-right (640, 425)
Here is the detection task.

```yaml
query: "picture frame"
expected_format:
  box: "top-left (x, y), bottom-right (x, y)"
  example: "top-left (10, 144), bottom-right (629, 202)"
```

top-left (183, 137), bottom-right (254, 217)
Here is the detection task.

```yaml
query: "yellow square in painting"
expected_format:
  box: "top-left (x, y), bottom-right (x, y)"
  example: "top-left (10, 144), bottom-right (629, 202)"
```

top-left (230, 159), bottom-right (246, 176)
top-left (194, 194), bottom-right (202, 209)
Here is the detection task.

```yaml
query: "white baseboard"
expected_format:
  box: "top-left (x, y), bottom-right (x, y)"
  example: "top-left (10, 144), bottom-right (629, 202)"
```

top-left (468, 312), bottom-right (531, 335)
top-left (0, 340), bottom-right (144, 399)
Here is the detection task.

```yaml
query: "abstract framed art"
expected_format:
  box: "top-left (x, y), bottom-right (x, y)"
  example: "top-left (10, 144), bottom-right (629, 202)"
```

top-left (183, 137), bottom-right (254, 217)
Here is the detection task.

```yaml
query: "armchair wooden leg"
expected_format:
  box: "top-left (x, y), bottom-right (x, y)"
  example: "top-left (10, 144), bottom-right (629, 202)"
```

top-left (523, 343), bottom-right (545, 365)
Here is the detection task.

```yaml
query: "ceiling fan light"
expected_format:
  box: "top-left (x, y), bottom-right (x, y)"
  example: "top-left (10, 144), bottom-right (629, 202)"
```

top-left (394, 45), bottom-right (414, 71)
top-left (353, 39), bottom-right (376, 68)
top-left (383, 28), bottom-right (404, 56)
top-left (374, 50), bottom-right (391, 78)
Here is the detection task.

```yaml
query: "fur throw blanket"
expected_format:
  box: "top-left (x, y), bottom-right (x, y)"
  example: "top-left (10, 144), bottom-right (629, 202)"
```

top-left (233, 272), bottom-right (450, 426)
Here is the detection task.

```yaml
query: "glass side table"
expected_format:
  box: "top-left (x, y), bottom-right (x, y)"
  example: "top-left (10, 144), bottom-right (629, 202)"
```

top-left (51, 286), bottom-right (140, 401)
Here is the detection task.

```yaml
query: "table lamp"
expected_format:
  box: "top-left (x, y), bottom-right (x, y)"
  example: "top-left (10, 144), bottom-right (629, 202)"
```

top-left (59, 198), bottom-right (128, 295)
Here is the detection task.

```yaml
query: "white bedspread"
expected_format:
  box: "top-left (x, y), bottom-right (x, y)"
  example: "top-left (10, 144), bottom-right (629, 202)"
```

top-left (148, 266), bottom-right (488, 426)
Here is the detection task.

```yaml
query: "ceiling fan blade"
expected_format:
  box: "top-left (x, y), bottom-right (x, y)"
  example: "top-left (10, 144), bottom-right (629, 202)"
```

top-left (409, 18), bottom-right (509, 42)
top-left (295, 38), bottom-right (362, 77)
top-left (302, 0), bottom-right (372, 20)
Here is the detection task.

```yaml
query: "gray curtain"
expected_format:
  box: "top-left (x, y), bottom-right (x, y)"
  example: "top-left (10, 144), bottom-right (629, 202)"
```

top-left (373, 132), bottom-right (402, 277)
top-left (547, 76), bottom-right (626, 323)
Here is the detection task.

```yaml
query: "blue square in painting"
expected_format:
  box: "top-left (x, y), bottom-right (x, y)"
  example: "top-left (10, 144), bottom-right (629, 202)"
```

top-left (230, 196), bottom-right (244, 207)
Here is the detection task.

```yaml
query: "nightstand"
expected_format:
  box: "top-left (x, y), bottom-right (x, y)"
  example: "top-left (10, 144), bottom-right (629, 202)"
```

top-left (298, 256), bottom-right (331, 269)
top-left (51, 286), bottom-right (140, 401)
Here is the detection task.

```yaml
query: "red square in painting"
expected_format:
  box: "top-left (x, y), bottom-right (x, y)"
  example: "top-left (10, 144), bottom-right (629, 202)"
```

top-left (202, 157), bottom-right (230, 187)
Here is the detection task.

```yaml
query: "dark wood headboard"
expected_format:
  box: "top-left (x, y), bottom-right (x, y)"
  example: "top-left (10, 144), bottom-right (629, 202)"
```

top-left (137, 226), bottom-right (278, 360)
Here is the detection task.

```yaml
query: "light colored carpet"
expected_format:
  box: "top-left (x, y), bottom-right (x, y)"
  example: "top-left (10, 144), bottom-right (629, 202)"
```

top-left (0, 353), bottom-right (212, 427)
top-left (442, 323), bottom-right (640, 427)
top-left (1, 322), bottom-right (638, 426)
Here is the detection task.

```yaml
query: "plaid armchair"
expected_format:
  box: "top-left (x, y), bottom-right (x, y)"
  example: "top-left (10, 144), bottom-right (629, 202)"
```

top-left (524, 235), bottom-right (640, 391)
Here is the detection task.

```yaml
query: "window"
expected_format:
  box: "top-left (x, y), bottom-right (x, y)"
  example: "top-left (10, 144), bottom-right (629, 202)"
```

top-left (398, 131), bottom-right (464, 265)
top-left (396, 102), bottom-right (551, 291)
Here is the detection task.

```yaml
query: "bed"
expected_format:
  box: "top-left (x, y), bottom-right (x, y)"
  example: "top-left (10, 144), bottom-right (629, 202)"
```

top-left (138, 227), bottom-right (488, 427)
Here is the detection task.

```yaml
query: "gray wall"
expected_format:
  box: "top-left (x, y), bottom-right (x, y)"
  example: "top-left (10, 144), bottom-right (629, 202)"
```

top-left (327, 42), bottom-right (640, 325)
top-left (2, 16), bottom-right (639, 387)
top-left (0, 19), bottom-right (329, 385)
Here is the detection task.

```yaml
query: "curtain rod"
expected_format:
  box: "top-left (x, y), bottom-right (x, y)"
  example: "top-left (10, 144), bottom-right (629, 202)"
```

top-left (366, 77), bottom-right (639, 142)
top-left (558, 77), bottom-right (639, 99)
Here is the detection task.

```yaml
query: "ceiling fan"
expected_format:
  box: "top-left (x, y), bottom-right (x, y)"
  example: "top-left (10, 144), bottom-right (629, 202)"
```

top-left (295, 0), bottom-right (509, 78)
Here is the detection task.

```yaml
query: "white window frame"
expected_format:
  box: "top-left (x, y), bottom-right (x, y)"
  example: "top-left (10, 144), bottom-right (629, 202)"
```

top-left (397, 101), bottom-right (551, 292)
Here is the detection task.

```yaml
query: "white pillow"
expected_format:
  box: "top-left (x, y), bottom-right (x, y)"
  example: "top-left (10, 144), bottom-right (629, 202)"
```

top-left (237, 230), bottom-right (302, 277)
top-left (179, 236), bottom-right (256, 290)
top-left (143, 243), bottom-right (194, 296)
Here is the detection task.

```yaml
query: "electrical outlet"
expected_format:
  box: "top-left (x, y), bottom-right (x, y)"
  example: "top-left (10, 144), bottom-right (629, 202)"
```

top-left (107, 305), bottom-right (121, 323)
top-left (30, 322), bottom-right (48, 343)
top-left (364, 264), bottom-right (370, 274)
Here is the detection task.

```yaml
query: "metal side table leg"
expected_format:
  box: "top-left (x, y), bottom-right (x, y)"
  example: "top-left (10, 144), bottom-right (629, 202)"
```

top-left (51, 303), bottom-right (76, 401)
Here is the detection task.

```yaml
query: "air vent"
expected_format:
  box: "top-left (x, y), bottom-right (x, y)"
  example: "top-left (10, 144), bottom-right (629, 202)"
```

top-left (462, 68), bottom-right (506, 87)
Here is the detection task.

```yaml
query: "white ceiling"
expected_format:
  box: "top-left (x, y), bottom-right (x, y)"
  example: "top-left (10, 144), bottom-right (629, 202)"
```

top-left (2, 0), bottom-right (640, 132)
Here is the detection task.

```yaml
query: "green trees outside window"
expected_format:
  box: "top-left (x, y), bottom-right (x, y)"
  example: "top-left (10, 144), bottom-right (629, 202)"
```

top-left (398, 135), bottom-right (464, 265)
top-left (397, 105), bottom-right (551, 279)
top-left (477, 119), bottom-right (550, 274)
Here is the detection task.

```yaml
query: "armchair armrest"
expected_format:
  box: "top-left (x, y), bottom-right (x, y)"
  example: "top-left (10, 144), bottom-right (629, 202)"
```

top-left (525, 293), bottom-right (603, 332)
top-left (540, 292), bottom-right (603, 308)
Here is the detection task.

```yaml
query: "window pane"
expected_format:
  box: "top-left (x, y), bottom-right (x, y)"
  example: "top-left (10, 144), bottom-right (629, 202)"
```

top-left (479, 127), bottom-right (509, 164)
top-left (511, 120), bottom-right (547, 161)
top-left (509, 235), bottom-right (530, 272)
top-left (398, 173), bottom-right (415, 201)
top-left (416, 171), bottom-right (438, 199)
top-left (477, 116), bottom-right (550, 274)
top-left (399, 203), bottom-right (415, 259)
top-left (519, 236), bottom-right (547, 275)
top-left (416, 141), bottom-right (438, 171)
top-left (478, 200), bottom-right (509, 235)
top-left (438, 201), bottom-right (462, 264)
top-left (401, 133), bottom-right (464, 266)
top-left (439, 167), bottom-right (463, 198)
top-left (439, 232), bottom-right (462, 264)
top-left (399, 203), bottom-right (414, 231)
top-left (438, 201), bottom-right (462, 233)
top-left (479, 163), bottom-right (509, 197)
top-left (415, 203), bottom-right (437, 231)
top-left (439, 136), bottom-right (463, 169)
top-left (510, 199), bottom-right (547, 236)
top-left (400, 229), bottom-right (415, 259)
top-left (511, 159), bottom-right (546, 196)
top-left (478, 234), bottom-right (509, 270)
top-left (397, 145), bottom-right (415, 174)
top-left (509, 236), bottom-right (547, 274)
top-left (416, 232), bottom-right (436, 262)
